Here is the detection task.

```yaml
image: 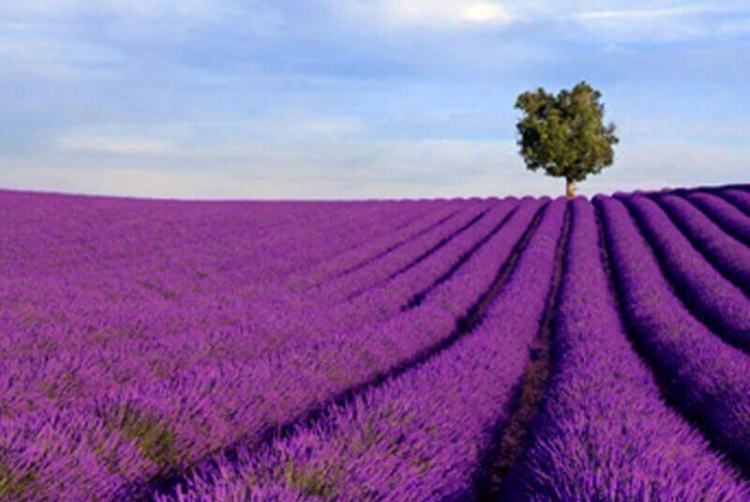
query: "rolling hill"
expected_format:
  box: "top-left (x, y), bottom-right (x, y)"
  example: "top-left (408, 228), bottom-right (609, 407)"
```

top-left (0, 185), bottom-right (749, 500)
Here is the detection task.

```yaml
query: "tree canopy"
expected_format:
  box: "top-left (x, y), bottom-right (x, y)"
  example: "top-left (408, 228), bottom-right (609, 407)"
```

top-left (515, 81), bottom-right (618, 197)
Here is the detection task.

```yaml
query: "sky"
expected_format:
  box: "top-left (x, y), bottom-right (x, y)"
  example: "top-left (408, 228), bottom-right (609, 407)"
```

top-left (1, 0), bottom-right (749, 200)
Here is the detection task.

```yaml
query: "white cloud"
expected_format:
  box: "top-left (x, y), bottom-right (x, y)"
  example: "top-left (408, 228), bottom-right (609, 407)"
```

top-left (461, 2), bottom-right (513, 23)
top-left (1, 133), bottom-right (531, 199)
top-left (5, 124), bottom-right (749, 200)
top-left (256, 116), bottom-right (364, 139)
top-left (568, 3), bottom-right (750, 42)
top-left (326, 1), bottom-right (750, 41)
top-left (574, 5), bottom-right (749, 20)
top-left (55, 136), bottom-right (179, 155)
top-left (0, 166), bottom-right (260, 200)
top-left (51, 116), bottom-right (365, 150)
top-left (330, 0), bottom-right (515, 29)
top-left (1, 0), bottom-right (749, 201)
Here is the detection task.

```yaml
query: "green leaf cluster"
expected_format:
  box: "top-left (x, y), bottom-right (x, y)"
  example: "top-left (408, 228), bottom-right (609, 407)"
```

top-left (515, 81), bottom-right (618, 183)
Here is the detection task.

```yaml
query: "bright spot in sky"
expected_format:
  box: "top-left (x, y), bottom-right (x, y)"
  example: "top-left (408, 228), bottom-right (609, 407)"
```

top-left (461, 2), bottom-right (512, 24)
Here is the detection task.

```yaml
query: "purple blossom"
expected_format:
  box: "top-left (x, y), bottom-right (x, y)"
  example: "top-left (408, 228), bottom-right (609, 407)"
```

top-left (1, 187), bottom-right (748, 500)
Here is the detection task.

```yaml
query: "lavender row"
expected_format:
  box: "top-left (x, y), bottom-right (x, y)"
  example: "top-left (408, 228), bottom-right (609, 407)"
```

top-left (244, 201), bottom-right (469, 331)
top-left (285, 201), bottom-right (463, 291)
top-left (311, 200), bottom-right (493, 304)
top-left (122, 199), bottom-right (543, 483)
top-left (210, 200), bottom-right (432, 289)
top-left (0, 199), bottom-right (530, 428)
top-left (0, 200), bottom-right (544, 498)
top-left (0, 197), bottom-right (457, 364)
top-left (503, 198), bottom-right (748, 500)
top-left (688, 191), bottom-right (750, 246)
top-left (212, 200), bottom-right (521, 362)
top-left (119, 199), bottom-right (543, 490)
top-left (654, 194), bottom-right (750, 295)
top-left (719, 188), bottom-right (750, 215)
top-left (597, 196), bottom-right (750, 470)
top-left (273, 200), bottom-right (465, 288)
top-left (0, 194), bottom-right (419, 304)
top-left (352, 199), bottom-right (518, 309)
top-left (0, 196), bottom-right (465, 498)
top-left (266, 201), bottom-right (432, 284)
top-left (155, 199), bottom-right (568, 501)
top-left (0, 192), bottom-right (411, 279)
top-left (622, 195), bottom-right (750, 352)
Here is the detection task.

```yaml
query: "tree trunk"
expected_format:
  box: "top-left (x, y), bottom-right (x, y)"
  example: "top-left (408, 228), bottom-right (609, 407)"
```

top-left (566, 179), bottom-right (576, 199)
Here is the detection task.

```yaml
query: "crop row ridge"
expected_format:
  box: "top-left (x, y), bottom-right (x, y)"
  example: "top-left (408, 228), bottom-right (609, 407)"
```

top-left (477, 203), bottom-right (570, 499)
top-left (342, 204), bottom-right (492, 302)
top-left (595, 199), bottom-right (750, 477)
top-left (404, 205), bottom-right (520, 311)
top-left (143, 203), bottom-right (548, 500)
top-left (388, 206), bottom-right (490, 280)
top-left (622, 195), bottom-right (750, 354)
top-left (649, 192), bottom-right (750, 297)
top-left (325, 206), bottom-right (464, 283)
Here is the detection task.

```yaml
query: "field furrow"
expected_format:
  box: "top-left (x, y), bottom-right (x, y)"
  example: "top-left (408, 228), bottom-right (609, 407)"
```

top-left (654, 193), bottom-right (750, 295)
top-left (623, 195), bottom-right (750, 352)
top-left (235, 201), bottom-right (520, 359)
top-left (2, 186), bottom-right (749, 501)
top-left (287, 201), bottom-right (463, 291)
top-left (719, 188), bottom-right (750, 216)
top-left (598, 195), bottom-right (750, 472)
top-left (501, 198), bottom-right (749, 500)
top-left (478, 201), bottom-right (569, 497)
top-left (151, 201), bottom-right (568, 501)
top-left (313, 200), bottom-right (491, 303)
top-left (688, 191), bottom-right (750, 245)
top-left (134, 200), bottom-right (548, 498)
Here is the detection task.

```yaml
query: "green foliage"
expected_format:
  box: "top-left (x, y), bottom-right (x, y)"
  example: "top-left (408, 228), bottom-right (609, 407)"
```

top-left (282, 460), bottom-right (341, 497)
top-left (0, 462), bottom-right (37, 499)
top-left (120, 414), bottom-right (178, 470)
top-left (106, 405), bottom-right (180, 472)
top-left (515, 81), bottom-right (618, 185)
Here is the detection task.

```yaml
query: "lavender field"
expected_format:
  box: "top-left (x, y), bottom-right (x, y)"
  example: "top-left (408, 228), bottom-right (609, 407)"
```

top-left (1, 185), bottom-right (749, 501)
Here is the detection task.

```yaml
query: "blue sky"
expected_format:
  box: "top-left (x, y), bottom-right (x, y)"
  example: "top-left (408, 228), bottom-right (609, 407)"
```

top-left (1, 1), bottom-right (749, 199)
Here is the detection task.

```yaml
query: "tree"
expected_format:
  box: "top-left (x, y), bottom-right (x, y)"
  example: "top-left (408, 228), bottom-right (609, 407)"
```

top-left (515, 81), bottom-right (618, 198)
